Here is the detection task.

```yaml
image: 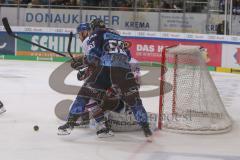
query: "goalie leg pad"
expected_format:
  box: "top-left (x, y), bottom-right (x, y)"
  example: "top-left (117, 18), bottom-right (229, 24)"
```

top-left (105, 111), bottom-right (142, 132)
top-left (105, 111), bottom-right (158, 132)
top-left (96, 120), bottom-right (114, 138)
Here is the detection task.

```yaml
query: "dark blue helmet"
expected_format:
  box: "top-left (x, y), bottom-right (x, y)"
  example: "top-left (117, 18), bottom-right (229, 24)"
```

top-left (76, 23), bottom-right (91, 33)
top-left (90, 18), bottom-right (105, 30)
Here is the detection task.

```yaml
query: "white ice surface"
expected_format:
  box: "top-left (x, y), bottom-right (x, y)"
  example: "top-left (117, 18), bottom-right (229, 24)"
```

top-left (0, 60), bottom-right (240, 160)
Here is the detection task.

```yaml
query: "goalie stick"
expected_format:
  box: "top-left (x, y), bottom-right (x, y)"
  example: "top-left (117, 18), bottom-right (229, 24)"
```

top-left (2, 17), bottom-right (67, 57)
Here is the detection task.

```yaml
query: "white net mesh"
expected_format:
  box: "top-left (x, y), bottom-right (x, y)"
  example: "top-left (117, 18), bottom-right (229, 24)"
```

top-left (159, 45), bottom-right (232, 134)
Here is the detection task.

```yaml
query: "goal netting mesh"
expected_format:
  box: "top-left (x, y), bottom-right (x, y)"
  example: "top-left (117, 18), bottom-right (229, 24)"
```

top-left (159, 45), bottom-right (232, 134)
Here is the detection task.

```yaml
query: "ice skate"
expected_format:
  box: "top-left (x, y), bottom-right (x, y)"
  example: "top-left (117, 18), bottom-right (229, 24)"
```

top-left (58, 113), bottom-right (82, 135)
top-left (96, 121), bottom-right (114, 138)
top-left (57, 122), bottom-right (74, 135)
top-left (142, 123), bottom-right (153, 142)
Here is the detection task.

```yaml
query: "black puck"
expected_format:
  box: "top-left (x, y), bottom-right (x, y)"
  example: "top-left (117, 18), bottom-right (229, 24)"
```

top-left (33, 125), bottom-right (39, 131)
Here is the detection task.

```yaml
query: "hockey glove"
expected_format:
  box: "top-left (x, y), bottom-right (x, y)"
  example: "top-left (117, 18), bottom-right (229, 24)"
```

top-left (71, 56), bottom-right (84, 70)
top-left (77, 67), bottom-right (88, 81)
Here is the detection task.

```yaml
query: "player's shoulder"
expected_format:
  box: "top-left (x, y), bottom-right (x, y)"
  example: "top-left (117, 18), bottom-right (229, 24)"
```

top-left (89, 28), bottom-right (122, 41)
top-left (103, 28), bottom-right (122, 41)
top-left (91, 28), bottom-right (105, 35)
top-left (106, 28), bottom-right (120, 34)
top-left (130, 58), bottom-right (138, 64)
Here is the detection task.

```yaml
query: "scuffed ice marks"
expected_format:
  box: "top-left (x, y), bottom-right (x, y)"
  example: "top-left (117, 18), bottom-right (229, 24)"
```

top-left (211, 72), bottom-right (240, 108)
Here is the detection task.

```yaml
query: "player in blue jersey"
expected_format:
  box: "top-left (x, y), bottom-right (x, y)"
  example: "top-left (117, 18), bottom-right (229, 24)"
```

top-left (58, 20), bottom-right (152, 140)
top-left (68, 22), bottom-right (125, 131)
top-left (58, 22), bottom-right (121, 137)
top-left (85, 18), bottom-right (152, 139)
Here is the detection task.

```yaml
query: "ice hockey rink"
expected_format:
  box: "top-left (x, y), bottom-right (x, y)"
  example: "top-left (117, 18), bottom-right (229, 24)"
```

top-left (0, 59), bottom-right (240, 160)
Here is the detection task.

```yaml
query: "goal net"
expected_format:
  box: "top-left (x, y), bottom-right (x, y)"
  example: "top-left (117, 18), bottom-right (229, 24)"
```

top-left (159, 45), bottom-right (232, 134)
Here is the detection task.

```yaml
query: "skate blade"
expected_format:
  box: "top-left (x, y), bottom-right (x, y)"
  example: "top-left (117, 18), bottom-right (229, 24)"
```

top-left (57, 129), bottom-right (71, 136)
top-left (97, 131), bottom-right (114, 138)
top-left (74, 124), bottom-right (89, 128)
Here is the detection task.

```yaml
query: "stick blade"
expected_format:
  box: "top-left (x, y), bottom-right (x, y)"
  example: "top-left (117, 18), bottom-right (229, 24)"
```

top-left (2, 17), bottom-right (13, 35)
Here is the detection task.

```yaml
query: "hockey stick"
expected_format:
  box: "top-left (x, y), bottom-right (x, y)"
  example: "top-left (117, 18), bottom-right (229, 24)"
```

top-left (2, 17), bottom-right (66, 57)
top-left (67, 31), bottom-right (79, 63)
top-left (67, 31), bottom-right (75, 60)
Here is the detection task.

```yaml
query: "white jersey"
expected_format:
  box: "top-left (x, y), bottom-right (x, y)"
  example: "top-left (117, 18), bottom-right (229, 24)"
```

top-left (82, 36), bottom-right (90, 55)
